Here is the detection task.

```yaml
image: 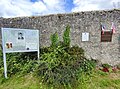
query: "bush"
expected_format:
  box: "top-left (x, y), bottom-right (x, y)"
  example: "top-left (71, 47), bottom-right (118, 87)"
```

top-left (36, 26), bottom-right (97, 87)
top-left (36, 46), bottom-right (75, 85)
top-left (67, 45), bottom-right (84, 57)
top-left (0, 51), bottom-right (37, 77)
top-left (0, 50), bottom-right (3, 75)
top-left (79, 59), bottom-right (96, 73)
top-left (116, 63), bottom-right (120, 70)
top-left (50, 32), bottom-right (59, 48)
top-left (36, 47), bottom-right (96, 87)
top-left (102, 64), bottom-right (111, 68)
top-left (63, 25), bottom-right (71, 47)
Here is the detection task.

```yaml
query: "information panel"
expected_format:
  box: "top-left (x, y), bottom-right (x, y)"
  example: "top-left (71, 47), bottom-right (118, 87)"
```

top-left (2, 28), bottom-right (39, 52)
top-left (1, 28), bottom-right (39, 78)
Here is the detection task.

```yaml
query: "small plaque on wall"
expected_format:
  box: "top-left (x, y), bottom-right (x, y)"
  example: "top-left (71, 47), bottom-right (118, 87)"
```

top-left (82, 32), bottom-right (89, 41)
top-left (101, 31), bottom-right (112, 42)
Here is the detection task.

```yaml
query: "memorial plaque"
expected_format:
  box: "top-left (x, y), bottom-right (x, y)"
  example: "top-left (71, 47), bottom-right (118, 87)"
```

top-left (82, 32), bottom-right (89, 41)
top-left (101, 31), bottom-right (112, 42)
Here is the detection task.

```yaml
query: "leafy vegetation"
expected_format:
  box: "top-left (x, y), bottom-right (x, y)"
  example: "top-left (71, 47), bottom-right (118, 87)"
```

top-left (50, 32), bottom-right (59, 48)
top-left (63, 25), bottom-right (71, 47)
top-left (35, 25), bottom-right (97, 87)
top-left (0, 51), bottom-right (37, 77)
top-left (102, 63), bottom-right (111, 68)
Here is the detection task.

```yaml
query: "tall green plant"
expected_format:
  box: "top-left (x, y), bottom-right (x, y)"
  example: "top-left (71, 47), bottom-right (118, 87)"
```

top-left (50, 32), bottom-right (59, 48)
top-left (63, 25), bottom-right (70, 47)
top-left (0, 50), bottom-right (3, 74)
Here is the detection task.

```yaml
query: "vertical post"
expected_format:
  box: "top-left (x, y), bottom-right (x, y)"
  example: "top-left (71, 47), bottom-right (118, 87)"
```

top-left (38, 50), bottom-right (39, 60)
top-left (37, 30), bottom-right (39, 60)
top-left (3, 52), bottom-right (7, 78)
top-left (1, 28), bottom-right (7, 78)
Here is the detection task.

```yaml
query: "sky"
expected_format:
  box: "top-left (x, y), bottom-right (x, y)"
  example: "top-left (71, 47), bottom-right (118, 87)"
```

top-left (0, 0), bottom-right (120, 18)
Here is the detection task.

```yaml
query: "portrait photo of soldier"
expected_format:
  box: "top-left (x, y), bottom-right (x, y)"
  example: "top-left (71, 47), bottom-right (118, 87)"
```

top-left (18, 32), bottom-right (24, 40)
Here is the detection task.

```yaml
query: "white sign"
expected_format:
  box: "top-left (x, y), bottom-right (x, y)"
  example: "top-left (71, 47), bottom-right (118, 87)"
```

top-left (1, 28), bottom-right (39, 78)
top-left (82, 32), bottom-right (89, 41)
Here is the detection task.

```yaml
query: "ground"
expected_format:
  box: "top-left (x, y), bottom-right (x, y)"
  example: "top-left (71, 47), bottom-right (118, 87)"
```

top-left (0, 70), bottom-right (120, 89)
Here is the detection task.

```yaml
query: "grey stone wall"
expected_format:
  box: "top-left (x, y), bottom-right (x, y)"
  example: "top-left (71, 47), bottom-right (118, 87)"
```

top-left (0, 9), bottom-right (120, 65)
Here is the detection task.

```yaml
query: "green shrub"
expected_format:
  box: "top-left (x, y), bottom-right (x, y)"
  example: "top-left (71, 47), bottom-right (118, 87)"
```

top-left (116, 63), bottom-right (120, 69)
top-left (40, 47), bottom-right (49, 54)
top-left (0, 51), bottom-right (38, 77)
top-left (36, 46), bottom-right (76, 85)
top-left (36, 26), bottom-right (97, 88)
top-left (0, 50), bottom-right (3, 75)
top-left (67, 45), bottom-right (84, 57)
top-left (102, 64), bottom-right (111, 68)
top-left (63, 25), bottom-right (70, 47)
top-left (0, 50), bottom-right (3, 68)
top-left (36, 48), bottom-right (96, 87)
top-left (79, 59), bottom-right (96, 73)
top-left (50, 32), bottom-right (59, 48)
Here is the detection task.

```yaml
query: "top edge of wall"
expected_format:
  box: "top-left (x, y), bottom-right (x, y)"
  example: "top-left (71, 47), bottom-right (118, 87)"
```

top-left (0, 9), bottom-right (120, 19)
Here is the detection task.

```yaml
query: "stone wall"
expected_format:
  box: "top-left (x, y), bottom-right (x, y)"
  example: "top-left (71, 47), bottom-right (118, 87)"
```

top-left (0, 9), bottom-right (120, 65)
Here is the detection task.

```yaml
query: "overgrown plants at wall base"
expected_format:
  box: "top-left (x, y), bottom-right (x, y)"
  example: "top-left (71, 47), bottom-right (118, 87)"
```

top-left (0, 52), bottom-right (37, 77)
top-left (36, 26), bottom-right (97, 88)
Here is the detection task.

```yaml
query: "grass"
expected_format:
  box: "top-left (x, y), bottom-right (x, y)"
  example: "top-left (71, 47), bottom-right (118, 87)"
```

top-left (77, 70), bottom-right (120, 89)
top-left (0, 73), bottom-right (40, 89)
top-left (0, 70), bottom-right (120, 89)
